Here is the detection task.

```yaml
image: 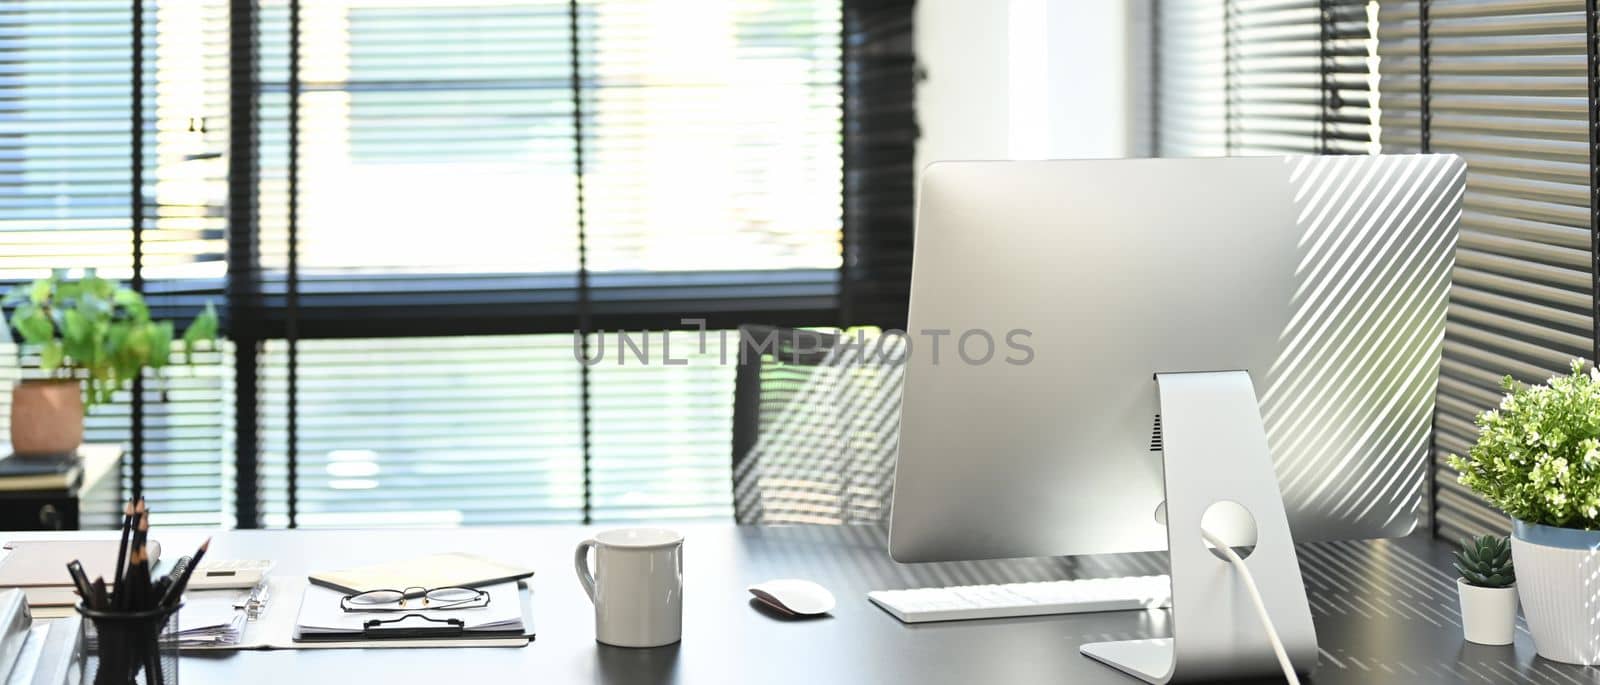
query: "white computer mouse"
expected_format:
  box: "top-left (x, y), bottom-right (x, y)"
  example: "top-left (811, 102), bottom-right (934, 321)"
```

top-left (748, 578), bottom-right (836, 616)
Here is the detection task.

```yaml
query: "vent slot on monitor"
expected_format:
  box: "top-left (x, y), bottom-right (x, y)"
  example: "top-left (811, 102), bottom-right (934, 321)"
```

top-left (1149, 414), bottom-right (1163, 452)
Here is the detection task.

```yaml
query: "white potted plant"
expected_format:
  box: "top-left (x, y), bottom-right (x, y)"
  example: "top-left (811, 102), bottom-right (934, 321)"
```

top-left (1449, 360), bottom-right (1600, 664)
top-left (1453, 534), bottom-right (1517, 645)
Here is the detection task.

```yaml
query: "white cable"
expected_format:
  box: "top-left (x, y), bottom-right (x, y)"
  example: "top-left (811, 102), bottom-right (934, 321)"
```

top-left (1199, 527), bottom-right (1301, 685)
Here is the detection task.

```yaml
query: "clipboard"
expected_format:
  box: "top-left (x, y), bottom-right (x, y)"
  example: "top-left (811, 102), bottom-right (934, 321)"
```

top-left (185, 577), bottom-right (535, 650)
top-left (294, 580), bottom-right (523, 642)
top-left (296, 613), bottom-right (525, 642)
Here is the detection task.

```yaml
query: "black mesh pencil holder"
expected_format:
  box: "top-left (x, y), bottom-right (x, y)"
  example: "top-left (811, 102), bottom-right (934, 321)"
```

top-left (76, 603), bottom-right (180, 685)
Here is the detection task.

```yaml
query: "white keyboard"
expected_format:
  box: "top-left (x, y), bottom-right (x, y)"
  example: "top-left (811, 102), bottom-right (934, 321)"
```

top-left (867, 575), bottom-right (1171, 624)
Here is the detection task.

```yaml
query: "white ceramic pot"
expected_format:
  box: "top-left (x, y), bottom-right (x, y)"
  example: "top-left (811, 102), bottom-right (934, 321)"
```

top-left (1511, 519), bottom-right (1600, 665)
top-left (1457, 579), bottom-right (1517, 645)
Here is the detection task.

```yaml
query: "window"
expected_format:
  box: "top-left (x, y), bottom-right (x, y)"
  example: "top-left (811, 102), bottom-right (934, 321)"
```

top-left (1155, 0), bottom-right (1597, 538)
top-left (0, 0), bottom-right (918, 527)
top-left (0, 1), bottom-right (235, 526)
top-left (1375, 0), bottom-right (1593, 540)
top-left (1154, 0), bottom-right (1376, 157)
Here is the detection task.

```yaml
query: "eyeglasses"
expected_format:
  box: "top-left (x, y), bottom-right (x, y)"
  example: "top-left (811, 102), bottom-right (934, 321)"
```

top-left (339, 586), bottom-right (489, 613)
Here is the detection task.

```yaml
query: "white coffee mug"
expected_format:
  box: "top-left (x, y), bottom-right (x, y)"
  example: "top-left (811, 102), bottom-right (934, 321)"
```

top-left (574, 528), bottom-right (684, 648)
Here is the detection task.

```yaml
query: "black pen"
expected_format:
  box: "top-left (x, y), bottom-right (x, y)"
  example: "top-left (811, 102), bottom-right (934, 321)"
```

top-left (163, 539), bottom-right (209, 607)
top-left (65, 560), bottom-right (94, 607)
top-left (157, 555), bottom-right (190, 608)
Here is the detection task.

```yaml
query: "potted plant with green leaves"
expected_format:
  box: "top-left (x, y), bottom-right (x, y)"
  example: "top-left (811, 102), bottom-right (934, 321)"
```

top-left (1449, 360), bottom-right (1600, 664)
top-left (1454, 534), bottom-right (1517, 645)
top-left (1, 270), bottom-right (217, 457)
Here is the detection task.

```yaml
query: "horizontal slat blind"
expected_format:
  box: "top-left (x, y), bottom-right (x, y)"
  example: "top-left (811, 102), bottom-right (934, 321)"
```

top-left (842, 0), bottom-right (916, 326)
top-left (141, 0), bottom-right (230, 323)
top-left (1377, 0), bottom-right (1593, 541)
top-left (250, 0), bottom-right (844, 334)
top-left (0, 0), bottom-right (134, 453)
top-left (137, 0), bottom-right (234, 525)
top-left (1156, 0), bottom-right (1377, 156)
top-left (4, 0), bottom-right (876, 528)
top-left (576, 0), bottom-right (843, 273)
top-left (259, 335), bottom-right (586, 527)
top-left (588, 331), bottom-right (736, 521)
top-left (575, 0), bottom-right (843, 322)
top-left (0, 1), bottom-right (235, 526)
top-left (259, 331), bottom-right (736, 527)
top-left (254, 0), bottom-right (581, 329)
top-left (0, 2), bottom-right (135, 282)
top-left (1157, 0), bottom-right (1228, 156)
top-left (251, 0), bottom-right (845, 526)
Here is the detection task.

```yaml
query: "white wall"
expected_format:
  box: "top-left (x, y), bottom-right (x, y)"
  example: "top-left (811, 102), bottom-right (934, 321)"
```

top-left (914, 0), bottom-right (1149, 173)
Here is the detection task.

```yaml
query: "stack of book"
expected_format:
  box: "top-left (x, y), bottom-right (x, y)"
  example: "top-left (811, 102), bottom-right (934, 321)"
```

top-left (0, 456), bottom-right (79, 494)
top-left (0, 445), bottom-right (122, 531)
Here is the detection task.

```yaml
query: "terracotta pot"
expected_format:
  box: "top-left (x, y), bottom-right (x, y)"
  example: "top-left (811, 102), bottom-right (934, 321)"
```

top-left (9, 379), bottom-right (84, 457)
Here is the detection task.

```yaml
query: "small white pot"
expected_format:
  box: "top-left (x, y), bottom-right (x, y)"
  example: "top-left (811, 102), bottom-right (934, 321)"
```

top-left (1457, 579), bottom-right (1517, 646)
top-left (1511, 520), bottom-right (1600, 665)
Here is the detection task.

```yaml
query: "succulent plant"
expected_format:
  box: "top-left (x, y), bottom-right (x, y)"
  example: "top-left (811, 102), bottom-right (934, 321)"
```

top-left (1453, 534), bottom-right (1515, 589)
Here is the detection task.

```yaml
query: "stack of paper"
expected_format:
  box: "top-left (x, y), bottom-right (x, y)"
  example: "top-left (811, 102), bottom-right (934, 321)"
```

top-left (294, 581), bottom-right (524, 641)
top-left (174, 589), bottom-right (250, 647)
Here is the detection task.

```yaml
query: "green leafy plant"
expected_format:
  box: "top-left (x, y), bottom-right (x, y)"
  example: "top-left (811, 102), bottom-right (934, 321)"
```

top-left (1, 269), bottom-right (218, 407)
top-left (1453, 534), bottom-right (1515, 589)
top-left (1448, 360), bottom-right (1600, 530)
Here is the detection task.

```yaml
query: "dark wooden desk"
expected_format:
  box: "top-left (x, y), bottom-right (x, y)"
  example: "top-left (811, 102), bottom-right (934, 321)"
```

top-left (10, 525), bottom-right (1598, 684)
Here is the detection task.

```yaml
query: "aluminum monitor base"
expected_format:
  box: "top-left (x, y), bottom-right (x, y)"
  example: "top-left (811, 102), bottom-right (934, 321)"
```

top-left (1080, 371), bottom-right (1318, 684)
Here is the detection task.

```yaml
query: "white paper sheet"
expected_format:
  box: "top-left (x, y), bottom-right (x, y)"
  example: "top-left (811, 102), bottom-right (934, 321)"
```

top-left (176, 589), bottom-right (248, 646)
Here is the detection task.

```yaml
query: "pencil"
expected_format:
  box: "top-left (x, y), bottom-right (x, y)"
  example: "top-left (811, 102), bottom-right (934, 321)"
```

top-left (133, 512), bottom-right (151, 609)
top-left (112, 501), bottom-right (133, 609)
top-left (90, 577), bottom-right (107, 610)
top-left (124, 549), bottom-right (143, 610)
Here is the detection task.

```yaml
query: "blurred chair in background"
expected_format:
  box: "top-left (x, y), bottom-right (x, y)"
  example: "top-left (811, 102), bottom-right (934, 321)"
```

top-left (731, 325), bottom-right (905, 526)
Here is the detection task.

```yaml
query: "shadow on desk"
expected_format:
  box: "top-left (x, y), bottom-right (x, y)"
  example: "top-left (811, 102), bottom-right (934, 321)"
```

top-left (758, 525), bottom-right (1599, 684)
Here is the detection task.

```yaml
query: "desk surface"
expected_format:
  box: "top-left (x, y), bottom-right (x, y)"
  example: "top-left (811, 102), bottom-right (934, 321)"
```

top-left (8, 525), bottom-right (1597, 684)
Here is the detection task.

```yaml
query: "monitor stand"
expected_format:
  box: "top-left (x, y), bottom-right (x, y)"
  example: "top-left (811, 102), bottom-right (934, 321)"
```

top-left (1079, 371), bottom-right (1318, 683)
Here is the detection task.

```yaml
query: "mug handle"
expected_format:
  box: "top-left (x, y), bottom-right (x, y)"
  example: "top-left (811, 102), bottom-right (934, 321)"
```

top-left (574, 538), bottom-right (599, 602)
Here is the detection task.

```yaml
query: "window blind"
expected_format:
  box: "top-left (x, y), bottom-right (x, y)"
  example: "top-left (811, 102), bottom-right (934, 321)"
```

top-left (250, 0), bottom-right (844, 334)
top-left (1376, 0), bottom-right (1594, 541)
top-left (255, 332), bottom-right (734, 528)
top-left (0, 0), bottom-right (137, 456)
top-left (245, 0), bottom-right (851, 526)
top-left (842, 0), bottom-right (916, 326)
top-left (1155, 0), bottom-right (1377, 157)
top-left (0, 0), bottom-right (915, 528)
top-left (0, 1), bottom-right (235, 526)
top-left (254, 0), bottom-right (583, 331)
top-left (258, 335), bottom-right (587, 528)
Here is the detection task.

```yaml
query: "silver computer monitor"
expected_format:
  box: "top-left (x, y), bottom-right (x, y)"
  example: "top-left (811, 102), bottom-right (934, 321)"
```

top-left (888, 155), bottom-right (1465, 563)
